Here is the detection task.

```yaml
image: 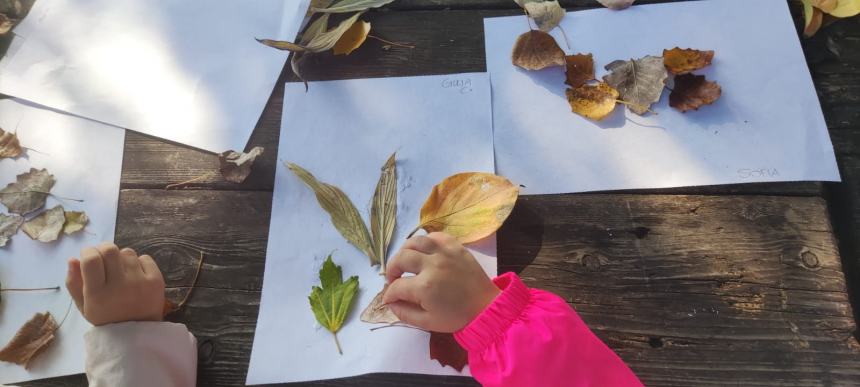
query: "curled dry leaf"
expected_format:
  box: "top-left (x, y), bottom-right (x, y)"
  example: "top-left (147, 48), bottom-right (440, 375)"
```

top-left (0, 213), bottom-right (23, 247)
top-left (603, 55), bottom-right (668, 115)
top-left (566, 82), bottom-right (620, 121)
top-left (511, 30), bottom-right (565, 71)
top-left (564, 53), bottom-right (595, 88)
top-left (62, 211), bottom-right (88, 235)
top-left (597, 0), bottom-right (635, 10)
top-left (311, 0), bottom-right (395, 13)
top-left (333, 20), bottom-right (371, 55)
top-left (409, 173), bottom-right (519, 244)
top-left (22, 206), bottom-right (65, 243)
top-left (524, 1), bottom-right (565, 32)
top-left (370, 153), bottom-right (397, 273)
top-left (663, 48), bottom-right (715, 75)
top-left (309, 255), bottom-right (359, 354)
top-left (0, 168), bottom-right (55, 215)
top-left (0, 312), bottom-right (58, 369)
top-left (360, 283), bottom-right (399, 324)
top-left (429, 331), bottom-right (468, 372)
top-left (257, 12), bottom-right (364, 54)
top-left (0, 127), bottom-right (23, 159)
top-left (669, 74), bottom-right (722, 112)
top-left (219, 146), bottom-right (265, 184)
top-left (803, 1), bottom-right (824, 37)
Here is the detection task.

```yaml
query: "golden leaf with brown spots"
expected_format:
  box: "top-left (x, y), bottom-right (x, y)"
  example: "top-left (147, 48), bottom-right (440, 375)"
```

top-left (566, 82), bottom-right (620, 121)
top-left (663, 47), bottom-right (715, 75)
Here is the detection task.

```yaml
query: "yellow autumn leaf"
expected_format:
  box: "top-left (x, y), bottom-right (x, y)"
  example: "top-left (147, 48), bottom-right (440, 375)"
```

top-left (566, 82), bottom-right (620, 121)
top-left (409, 173), bottom-right (519, 244)
top-left (830, 0), bottom-right (860, 17)
top-left (333, 20), bottom-right (371, 55)
top-left (810, 0), bottom-right (838, 12)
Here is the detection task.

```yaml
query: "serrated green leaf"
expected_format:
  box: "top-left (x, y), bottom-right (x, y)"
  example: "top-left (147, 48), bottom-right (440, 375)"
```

top-left (311, 0), bottom-right (395, 13)
top-left (309, 255), bottom-right (359, 354)
top-left (370, 153), bottom-right (396, 274)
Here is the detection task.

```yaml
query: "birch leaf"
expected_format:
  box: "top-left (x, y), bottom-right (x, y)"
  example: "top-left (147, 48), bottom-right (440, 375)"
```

top-left (370, 153), bottom-right (397, 272)
top-left (429, 332), bottom-right (468, 372)
top-left (566, 82), bottom-right (620, 121)
top-left (22, 206), bottom-right (64, 243)
top-left (831, 0), bottom-right (860, 17)
top-left (0, 312), bottom-right (58, 369)
top-left (360, 284), bottom-right (399, 324)
top-left (409, 173), bottom-right (519, 244)
top-left (219, 146), bottom-right (264, 184)
top-left (333, 20), bottom-right (371, 55)
top-left (597, 0), bottom-right (635, 10)
top-left (309, 255), bottom-right (359, 354)
top-left (0, 127), bottom-right (22, 159)
top-left (565, 53), bottom-right (595, 88)
top-left (669, 74), bottom-right (722, 112)
top-left (0, 213), bottom-right (23, 247)
top-left (663, 48), bottom-right (714, 75)
top-left (524, 1), bottom-right (565, 32)
top-left (511, 30), bottom-right (565, 71)
top-left (287, 162), bottom-right (377, 265)
top-left (0, 168), bottom-right (55, 215)
top-left (311, 0), bottom-right (395, 13)
top-left (62, 211), bottom-right (88, 235)
top-left (603, 55), bottom-right (668, 115)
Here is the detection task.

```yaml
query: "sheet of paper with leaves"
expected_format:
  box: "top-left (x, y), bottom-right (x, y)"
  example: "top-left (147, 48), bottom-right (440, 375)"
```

top-left (248, 74), bottom-right (497, 384)
top-left (0, 98), bottom-right (125, 384)
top-left (484, 0), bottom-right (839, 195)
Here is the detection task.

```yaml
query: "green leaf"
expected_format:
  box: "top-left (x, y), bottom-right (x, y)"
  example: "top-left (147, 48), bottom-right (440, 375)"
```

top-left (309, 255), bottom-right (359, 354)
top-left (311, 0), bottom-right (395, 13)
top-left (370, 153), bottom-right (397, 274)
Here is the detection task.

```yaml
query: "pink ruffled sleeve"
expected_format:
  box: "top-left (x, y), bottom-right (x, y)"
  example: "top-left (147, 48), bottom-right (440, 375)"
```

top-left (454, 272), bottom-right (642, 387)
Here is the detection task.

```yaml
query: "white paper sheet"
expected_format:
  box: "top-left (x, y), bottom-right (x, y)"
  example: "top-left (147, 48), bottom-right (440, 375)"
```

top-left (485, 0), bottom-right (840, 194)
top-left (247, 73), bottom-right (496, 384)
top-left (0, 0), bottom-right (309, 153)
top-left (0, 99), bottom-right (125, 384)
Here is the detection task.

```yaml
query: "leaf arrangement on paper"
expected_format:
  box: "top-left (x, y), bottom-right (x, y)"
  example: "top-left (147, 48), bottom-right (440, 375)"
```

top-left (801, 0), bottom-right (860, 37)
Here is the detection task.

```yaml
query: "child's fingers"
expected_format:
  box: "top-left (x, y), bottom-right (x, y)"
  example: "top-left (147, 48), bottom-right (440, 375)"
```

top-left (79, 247), bottom-right (107, 289)
top-left (386, 301), bottom-right (430, 328)
top-left (96, 242), bottom-right (124, 281)
top-left (386, 249), bottom-right (425, 283)
top-left (119, 247), bottom-right (143, 274)
top-left (138, 254), bottom-right (164, 284)
top-left (401, 235), bottom-right (439, 255)
top-left (382, 276), bottom-right (423, 305)
top-left (65, 258), bottom-right (84, 311)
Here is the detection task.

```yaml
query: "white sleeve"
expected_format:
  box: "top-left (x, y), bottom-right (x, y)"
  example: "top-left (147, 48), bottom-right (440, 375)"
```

top-left (84, 321), bottom-right (197, 387)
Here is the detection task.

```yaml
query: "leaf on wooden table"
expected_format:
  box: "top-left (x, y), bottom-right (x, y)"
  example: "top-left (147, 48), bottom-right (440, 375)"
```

top-left (333, 20), bottom-right (371, 55)
top-left (0, 168), bottom-right (55, 215)
top-left (811, 0), bottom-right (839, 12)
top-left (302, 14), bottom-right (332, 45)
top-left (0, 127), bottom-right (22, 159)
top-left (830, 0), bottom-right (860, 17)
top-left (603, 55), bottom-right (668, 115)
top-left (311, 0), bottom-right (395, 13)
top-left (370, 153), bottom-right (397, 273)
top-left (566, 82), bottom-right (620, 121)
top-left (409, 173), bottom-right (519, 244)
top-left (802, 1), bottom-right (824, 37)
top-left (309, 255), bottom-right (359, 354)
top-left (524, 1), bottom-right (565, 32)
top-left (597, 0), bottom-right (635, 10)
top-left (511, 30), bottom-right (565, 71)
top-left (22, 206), bottom-right (64, 243)
top-left (663, 48), bottom-right (714, 75)
top-left (256, 12), bottom-right (364, 54)
top-left (429, 331), bottom-right (468, 372)
top-left (0, 213), bottom-right (23, 247)
top-left (62, 211), bottom-right (88, 235)
top-left (564, 53), bottom-right (595, 88)
top-left (669, 74), bottom-right (722, 112)
top-left (360, 283), bottom-right (400, 324)
top-left (219, 146), bottom-right (265, 184)
top-left (287, 162), bottom-right (377, 265)
top-left (0, 312), bottom-right (58, 369)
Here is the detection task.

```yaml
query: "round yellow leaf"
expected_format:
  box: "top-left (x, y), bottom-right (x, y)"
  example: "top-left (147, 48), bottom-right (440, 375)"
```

top-left (831, 0), bottom-right (860, 17)
top-left (333, 20), bottom-right (370, 55)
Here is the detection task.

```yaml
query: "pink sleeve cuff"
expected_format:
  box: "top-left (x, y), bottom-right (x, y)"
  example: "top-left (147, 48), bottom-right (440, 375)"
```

top-left (454, 272), bottom-right (531, 352)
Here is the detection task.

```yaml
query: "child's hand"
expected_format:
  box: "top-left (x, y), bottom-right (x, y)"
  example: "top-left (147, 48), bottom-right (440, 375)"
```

top-left (65, 242), bottom-right (165, 326)
top-left (383, 232), bottom-right (500, 333)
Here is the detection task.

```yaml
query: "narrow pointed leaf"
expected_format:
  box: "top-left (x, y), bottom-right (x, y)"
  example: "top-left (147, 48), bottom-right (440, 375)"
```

top-left (311, 0), bottom-right (395, 13)
top-left (370, 153), bottom-right (397, 270)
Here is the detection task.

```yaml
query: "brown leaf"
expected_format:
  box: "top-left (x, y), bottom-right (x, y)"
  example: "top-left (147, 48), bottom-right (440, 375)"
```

top-left (163, 251), bottom-right (205, 318)
top-left (0, 168), bottom-right (55, 215)
top-left (360, 284), bottom-right (400, 324)
top-left (21, 206), bottom-right (65, 243)
top-left (62, 211), bottom-right (88, 235)
top-left (511, 30), bottom-right (565, 71)
top-left (597, 0), bottom-right (635, 10)
top-left (0, 312), bottom-right (58, 369)
top-left (409, 173), bottom-right (519, 244)
top-left (566, 82), bottom-right (620, 121)
top-left (0, 127), bottom-right (22, 159)
top-left (564, 53), bottom-right (595, 88)
top-left (669, 74), bottom-right (722, 112)
top-left (333, 20), bottom-right (370, 55)
top-left (0, 212), bottom-right (23, 247)
top-left (603, 55), bottom-right (668, 115)
top-left (663, 47), bottom-right (714, 75)
top-left (429, 332), bottom-right (467, 372)
top-left (524, 1), bottom-right (565, 32)
top-left (219, 146), bottom-right (264, 184)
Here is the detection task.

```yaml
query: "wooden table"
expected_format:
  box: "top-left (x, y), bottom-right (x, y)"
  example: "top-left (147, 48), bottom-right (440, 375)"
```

top-left (16, 0), bottom-right (860, 385)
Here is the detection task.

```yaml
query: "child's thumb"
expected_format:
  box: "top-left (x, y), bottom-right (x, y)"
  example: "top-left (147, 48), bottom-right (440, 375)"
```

top-left (65, 258), bottom-right (85, 312)
top-left (387, 301), bottom-right (430, 329)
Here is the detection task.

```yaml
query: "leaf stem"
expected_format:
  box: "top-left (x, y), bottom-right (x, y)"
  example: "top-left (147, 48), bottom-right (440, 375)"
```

top-left (333, 332), bottom-right (343, 355)
top-left (0, 286), bottom-right (60, 292)
top-left (174, 251), bottom-right (205, 310)
top-left (406, 225), bottom-right (421, 239)
top-left (367, 35), bottom-right (414, 49)
top-left (615, 100), bottom-right (657, 115)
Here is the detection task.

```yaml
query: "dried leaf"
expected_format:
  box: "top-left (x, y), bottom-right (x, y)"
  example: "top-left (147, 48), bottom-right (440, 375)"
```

top-left (513, 0), bottom-right (541, 7)
top-left (255, 38), bottom-right (306, 52)
top-left (811, 0), bottom-right (839, 12)
top-left (0, 168), bottom-right (55, 215)
top-left (524, 1), bottom-right (565, 32)
top-left (597, 0), bottom-right (635, 10)
top-left (219, 146), bottom-right (264, 184)
top-left (669, 74), bottom-right (722, 112)
top-left (831, 0), bottom-right (860, 17)
top-left (370, 153), bottom-right (397, 272)
top-left (287, 162), bottom-right (377, 265)
top-left (566, 82), bottom-right (620, 121)
top-left (301, 14), bottom-right (331, 45)
top-left (305, 12), bottom-right (365, 53)
top-left (0, 13), bottom-right (15, 35)
top-left (511, 30), bottom-right (565, 71)
top-left (663, 48), bottom-right (714, 75)
top-left (62, 211), bottom-right (88, 235)
top-left (360, 284), bottom-right (400, 324)
top-left (0, 213), bottom-right (23, 247)
top-left (603, 55), bottom-right (668, 115)
top-left (311, 0), bottom-right (395, 13)
top-left (0, 312), bottom-right (58, 369)
top-left (309, 255), bottom-right (359, 354)
top-left (804, 3), bottom-right (824, 37)
top-left (410, 173), bottom-right (519, 244)
top-left (333, 20), bottom-right (371, 55)
top-left (22, 206), bottom-right (64, 243)
top-left (429, 332), bottom-right (468, 372)
top-left (0, 127), bottom-right (22, 159)
top-left (564, 53), bottom-right (595, 88)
